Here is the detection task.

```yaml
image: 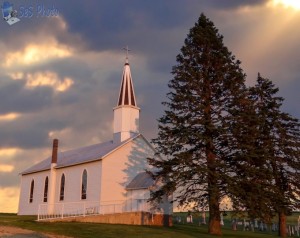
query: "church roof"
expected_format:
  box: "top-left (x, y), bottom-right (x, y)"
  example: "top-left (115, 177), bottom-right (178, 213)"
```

top-left (21, 135), bottom-right (139, 175)
top-left (117, 60), bottom-right (137, 107)
top-left (126, 172), bottom-right (154, 190)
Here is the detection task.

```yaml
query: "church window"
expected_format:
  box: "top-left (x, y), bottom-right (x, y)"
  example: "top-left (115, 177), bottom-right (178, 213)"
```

top-left (81, 169), bottom-right (87, 200)
top-left (43, 176), bottom-right (49, 202)
top-left (29, 180), bottom-right (34, 203)
top-left (60, 174), bottom-right (65, 201)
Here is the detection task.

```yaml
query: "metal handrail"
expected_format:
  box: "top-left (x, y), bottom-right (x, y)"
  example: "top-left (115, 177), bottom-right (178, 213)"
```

top-left (38, 199), bottom-right (150, 221)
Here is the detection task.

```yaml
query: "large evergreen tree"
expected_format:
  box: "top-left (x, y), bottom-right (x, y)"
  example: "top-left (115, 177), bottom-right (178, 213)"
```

top-left (227, 74), bottom-right (300, 237)
top-left (148, 14), bottom-right (246, 235)
top-left (225, 86), bottom-right (275, 221)
top-left (249, 75), bottom-right (300, 237)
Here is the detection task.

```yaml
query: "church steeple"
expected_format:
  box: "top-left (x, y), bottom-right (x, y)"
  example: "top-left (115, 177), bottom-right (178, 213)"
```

top-left (117, 60), bottom-right (137, 107)
top-left (113, 51), bottom-right (140, 143)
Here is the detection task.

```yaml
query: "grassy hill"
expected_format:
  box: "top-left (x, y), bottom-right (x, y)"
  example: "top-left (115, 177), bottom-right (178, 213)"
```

top-left (1, 213), bottom-right (298, 237)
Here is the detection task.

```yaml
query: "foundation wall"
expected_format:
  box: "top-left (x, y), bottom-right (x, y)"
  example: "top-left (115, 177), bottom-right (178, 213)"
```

top-left (44, 212), bottom-right (172, 226)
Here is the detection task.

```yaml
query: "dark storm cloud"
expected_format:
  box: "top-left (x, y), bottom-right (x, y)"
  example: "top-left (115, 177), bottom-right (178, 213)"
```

top-left (0, 173), bottom-right (18, 187)
top-left (0, 57), bottom-right (122, 150)
top-left (138, 81), bottom-right (169, 140)
top-left (58, 0), bottom-right (266, 50)
top-left (277, 77), bottom-right (300, 120)
top-left (56, 1), bottom-right (192, 76)
top-left (0, 79), bottom-right (53, 114)
top-left (1, 0), bottom-right (298, 153)
top-left (0, 112), bottom-right (67, 149)
top-left (59, 1), bottom-right (191, 49)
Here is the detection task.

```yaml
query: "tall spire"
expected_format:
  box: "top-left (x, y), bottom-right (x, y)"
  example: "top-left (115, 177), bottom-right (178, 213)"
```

top-left (117, 47), bottom-right (137, 107)
top-left (113, 47), bottom-right (140, 143)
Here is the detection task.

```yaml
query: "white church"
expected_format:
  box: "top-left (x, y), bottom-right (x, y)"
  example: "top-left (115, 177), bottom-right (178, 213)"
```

top-left (18, 56), bottom-right (171, 225)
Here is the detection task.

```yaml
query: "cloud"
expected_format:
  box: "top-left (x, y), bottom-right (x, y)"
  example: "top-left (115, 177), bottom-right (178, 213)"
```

top-left (271, 0), bottom-right (300, 9)
top-left (0, 164), bottom-right (14, 173)
top-left (0, 79), bottom-right (53, 115)
top-left (0, 113), bottom-right (21, 121)
top-left (0, 148), bottom-right (50, 192)
top-left (3, 41), bottom-right (72, 68)
top-left (0, 187), bottom-right (19, 213)
top-left (0, 148), bottom-right (19, 158)
top-left (208, 2), bottom-right (300, 106)
top-left (19, 71), bottom-right (73, 92)
top-left (9, 71), bottom-right (74, 93)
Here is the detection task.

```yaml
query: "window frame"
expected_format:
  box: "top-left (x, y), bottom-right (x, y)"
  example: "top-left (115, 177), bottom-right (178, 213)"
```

top-left (43, 176), bottom-right (49, 203)
top-left (29, 179), bottom-right (34, 203)
top-left (59, 174), bottom-right (65, 201)
top-left (81, 169), bottom-right (87, 200)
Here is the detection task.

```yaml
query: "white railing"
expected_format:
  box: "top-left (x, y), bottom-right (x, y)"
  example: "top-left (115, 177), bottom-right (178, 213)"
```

top-left (38, 199), bottom-right (151, 221)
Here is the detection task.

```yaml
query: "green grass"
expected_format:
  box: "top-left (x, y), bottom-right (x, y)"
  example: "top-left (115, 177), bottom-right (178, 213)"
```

top-left (0, 213), bottom-right (298, 237)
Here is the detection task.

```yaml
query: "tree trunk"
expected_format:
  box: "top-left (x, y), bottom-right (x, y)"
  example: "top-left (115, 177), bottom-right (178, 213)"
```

top-left (204, 79), bottom-right (221, 235)
top-left (207, 148), bottom-right (221, 235)
top-left (208, 192), bottom-right (221, 235)
top-left (278, 211), bottom-right (287, 237)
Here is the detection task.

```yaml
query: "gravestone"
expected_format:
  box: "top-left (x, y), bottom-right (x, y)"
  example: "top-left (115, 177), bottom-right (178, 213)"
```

top-left (259, 221), bottom-right (264, 231)
top-left (254, 219), bottom-right (258, 229)
top-left (220, 213), bottom-right (224, 226)
top-left (250, 222), bottom-right (254, 232)
top-left (201, 211), bottom-right (206, 225)
top-left (232, 219), bottom-right (237, 231)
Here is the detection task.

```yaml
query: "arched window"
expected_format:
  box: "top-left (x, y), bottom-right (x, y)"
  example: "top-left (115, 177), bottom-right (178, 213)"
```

top-left (81, 169), bottom-right (87, 200)
top-left (43, 176), bottom-right (49, 202)
top-left (60, 174), bottom-right (65, 201)
top-left (29, 180), bottom-right (34, 203)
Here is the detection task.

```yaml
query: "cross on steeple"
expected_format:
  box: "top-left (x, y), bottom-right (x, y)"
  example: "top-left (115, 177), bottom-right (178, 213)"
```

top-left (123, 46), bottom-right (131, 63)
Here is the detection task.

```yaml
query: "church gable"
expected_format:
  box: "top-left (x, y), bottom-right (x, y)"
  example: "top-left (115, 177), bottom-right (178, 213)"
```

top-left (100, 135), bottom-right (155, 202)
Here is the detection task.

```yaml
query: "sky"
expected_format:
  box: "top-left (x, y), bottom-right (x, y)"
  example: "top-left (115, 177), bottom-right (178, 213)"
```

top-left (1, 0), bottom-right (300, 213)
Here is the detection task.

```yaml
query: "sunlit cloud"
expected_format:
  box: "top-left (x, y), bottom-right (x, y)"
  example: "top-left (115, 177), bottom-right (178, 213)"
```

top-left (0, 148), bottom-right (20, 166)
top-left (9, 71), bottom-right (74, 92)
top-left (25, 71), bottom-right (74, 92)
top-left (3, 41), bottom-right (73, 68)
top-left (7, 72), bottom-right (24, 80)
top-left (0, 164), bottom-right (14, 173)
top-left (0, 187), bottom-right (19, 213)
top-left (0, 113), bottom-right (21, 121)
top-left (271, 0), bottom-right (300, 10)
top-left (0, 148), bottom-right (19, 157)
top-left (48, 128), bottom-right (72, 139)
top-left (216, 2), bottom-right (300, 86)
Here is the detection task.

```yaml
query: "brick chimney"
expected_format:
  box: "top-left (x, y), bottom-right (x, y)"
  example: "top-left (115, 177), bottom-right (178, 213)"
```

top-left (51, 139), bottom-right (58, 164)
